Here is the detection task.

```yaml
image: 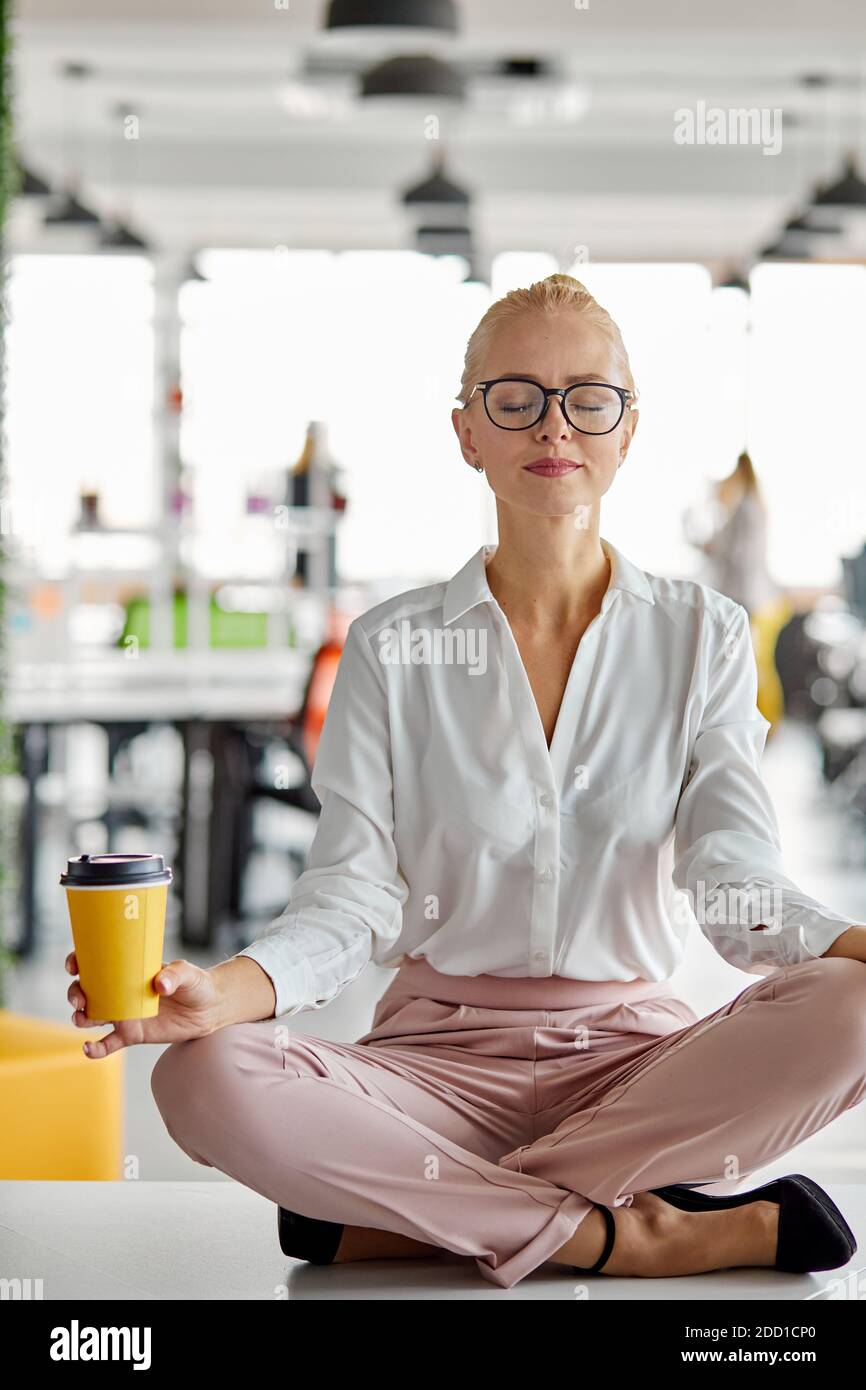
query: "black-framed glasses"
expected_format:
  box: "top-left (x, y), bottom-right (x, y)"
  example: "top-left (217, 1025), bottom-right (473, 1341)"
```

top-left (464, 376), bottom-right (639, 435)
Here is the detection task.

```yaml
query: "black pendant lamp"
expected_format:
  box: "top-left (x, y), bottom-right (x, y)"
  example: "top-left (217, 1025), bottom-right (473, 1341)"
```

top-left (401, 148), bottom-right (470, 209)
top-left (811, 152), bottom-right (866, 208)
top-left (361, 53), bottom-right (464, 100)
top-left (783, 209), bottom-right (842, 236)
top-left (758, 233), bottom-right (811, 261)
top-left (99, 219), bottom-right (150, 251)
top-left (44, 179), bottom-right (101, 226)
top-left (325, 0), bottom-right (458, 35)
top-left (415, 222), bottom-right (473, 257)
top-left (14, 161), bottom-right (52, 197)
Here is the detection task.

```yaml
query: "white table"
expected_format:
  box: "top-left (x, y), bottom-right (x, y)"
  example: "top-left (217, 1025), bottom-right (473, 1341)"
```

top-left (7, 651), bottom-right (314, 954)
top-left (7, 650), bottom-right (311, 724)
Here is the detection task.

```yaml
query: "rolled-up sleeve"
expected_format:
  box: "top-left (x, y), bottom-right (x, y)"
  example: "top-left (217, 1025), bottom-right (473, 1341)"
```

top-left (235, 617), bottom-right (409, 1016)
top-left (672, 602), bottom-right (861, 976)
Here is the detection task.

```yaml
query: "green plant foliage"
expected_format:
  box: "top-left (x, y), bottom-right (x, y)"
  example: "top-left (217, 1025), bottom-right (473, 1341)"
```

top-left (0, 0), bottom-right (21, 1006)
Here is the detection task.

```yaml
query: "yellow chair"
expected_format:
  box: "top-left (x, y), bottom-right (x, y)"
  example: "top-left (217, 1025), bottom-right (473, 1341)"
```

top-left (0, 1010), bottom-right (124, 1179)
top-left (750, 596), bottom-right (792, 738)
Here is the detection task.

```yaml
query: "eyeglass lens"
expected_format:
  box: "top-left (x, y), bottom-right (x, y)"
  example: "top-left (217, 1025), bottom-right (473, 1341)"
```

top-left (484, 381), bottom-right (624, 433)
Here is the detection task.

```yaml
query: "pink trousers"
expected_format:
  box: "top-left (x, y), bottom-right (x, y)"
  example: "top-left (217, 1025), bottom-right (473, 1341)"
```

top-left (150, 953), bottom-right (866, 1289)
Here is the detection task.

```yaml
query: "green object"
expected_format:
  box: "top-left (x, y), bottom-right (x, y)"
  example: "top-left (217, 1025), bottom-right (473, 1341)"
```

top-left (0, 0), bottom-right (20, 1006)
top-left (119, 591), bottom-right (293, 650)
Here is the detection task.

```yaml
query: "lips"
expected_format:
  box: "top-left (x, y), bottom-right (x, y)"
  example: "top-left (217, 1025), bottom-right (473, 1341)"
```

top-left (523, 459), bottom-right (583, 476)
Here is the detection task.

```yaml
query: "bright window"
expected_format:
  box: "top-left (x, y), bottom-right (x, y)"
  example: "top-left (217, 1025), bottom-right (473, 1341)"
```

top-left (747, 262), bottom-right (866, 587)
top-left (6, 253), bottom-right (863, 597)
top-left (5, 255), bottom-right (155, 574)
top-left (182, 249), bottom-right (492, 592)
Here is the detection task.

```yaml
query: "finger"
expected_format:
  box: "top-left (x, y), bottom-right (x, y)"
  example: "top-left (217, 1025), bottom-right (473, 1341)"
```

top-left (65, 952), bottom-right (79, 975)
top-left (67, 982), bottom-right (86, 1010)
top-left (155, 960), bottom-right (196, 995)
top-left (83, 1030), bottom-right (127, 1059)
top-left (72, 1009), bottom-right (108, 1027)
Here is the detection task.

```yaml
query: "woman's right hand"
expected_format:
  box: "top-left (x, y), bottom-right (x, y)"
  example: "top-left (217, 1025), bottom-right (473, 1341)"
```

top-left (66, 952), bottom-right (224, 1059)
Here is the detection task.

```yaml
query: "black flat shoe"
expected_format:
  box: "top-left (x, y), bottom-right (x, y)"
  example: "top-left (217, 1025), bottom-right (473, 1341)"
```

top-left (277, 1205), bottom-right (345, 1265)
top-left (571, 1203), bottom-right (618, 1275)
top-left (650, 1173), bottom-right (857, 1273)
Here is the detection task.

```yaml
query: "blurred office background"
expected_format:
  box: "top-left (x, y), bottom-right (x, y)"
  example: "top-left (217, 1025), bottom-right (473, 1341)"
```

top-left (2, 0), bottom-right (866, 1194)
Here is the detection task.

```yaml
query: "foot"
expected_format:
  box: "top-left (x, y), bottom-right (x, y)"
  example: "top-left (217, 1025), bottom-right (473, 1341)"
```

top-left (551, 1191), bottom-right (780, 1277)
top-left (332, 1224), bottom-right (444, 1263)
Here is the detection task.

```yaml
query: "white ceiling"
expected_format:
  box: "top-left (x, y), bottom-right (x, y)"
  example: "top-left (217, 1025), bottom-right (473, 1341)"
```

top-left (7, 0), bottom-right (866, 265)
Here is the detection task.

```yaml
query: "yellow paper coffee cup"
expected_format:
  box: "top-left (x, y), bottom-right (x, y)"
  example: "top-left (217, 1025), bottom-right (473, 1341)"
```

top-left (61, 853), bottom-right (173, 1021)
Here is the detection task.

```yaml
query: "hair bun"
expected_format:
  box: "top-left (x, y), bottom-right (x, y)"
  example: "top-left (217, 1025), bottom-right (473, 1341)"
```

top-left (545, 272), bottom-right (586, 291)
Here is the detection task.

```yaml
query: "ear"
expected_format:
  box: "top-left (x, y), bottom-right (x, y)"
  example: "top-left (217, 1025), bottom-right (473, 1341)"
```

top-left (619, 409), bottom-right (639, 465)
top-left (452, 404), bottom-right (480, 469)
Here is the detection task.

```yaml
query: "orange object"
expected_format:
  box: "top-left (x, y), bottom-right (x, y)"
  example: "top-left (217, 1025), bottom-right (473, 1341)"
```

top-left (299, 607), bottom-right (352, 766)
top-left (302, 640), bottom-right (343, 768)
top-left (31, 584), bottom-right (63, 619)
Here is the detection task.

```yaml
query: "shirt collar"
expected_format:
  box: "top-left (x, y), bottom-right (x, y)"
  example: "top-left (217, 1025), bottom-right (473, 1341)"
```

top-left (442, 536), bottom-right (655, 626)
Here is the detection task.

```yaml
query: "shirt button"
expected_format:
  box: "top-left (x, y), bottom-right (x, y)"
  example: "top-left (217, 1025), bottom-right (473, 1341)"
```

top-left (538, 792), bottom-right (553, 809)
top-left (532, 950), bottom-right (546, 962)
top-left (537, 865), bottom-right (554, 883)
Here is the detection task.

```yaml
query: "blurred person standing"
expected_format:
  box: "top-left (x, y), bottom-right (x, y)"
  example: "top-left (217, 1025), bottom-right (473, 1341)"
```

top-left (691, 452), bottom-right (775, 617)
top-left (685, 452), bottom-right (788, 734)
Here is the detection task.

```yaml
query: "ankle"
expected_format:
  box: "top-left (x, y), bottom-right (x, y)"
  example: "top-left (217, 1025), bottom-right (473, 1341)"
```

top-left (333, 1224), bottom-right (441, 1263)
top-left (552, 1203), bottom-right (639, 1274)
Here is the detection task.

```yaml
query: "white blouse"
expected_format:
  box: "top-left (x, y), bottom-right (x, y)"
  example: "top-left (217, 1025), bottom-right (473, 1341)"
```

top-left (237, 537), bottom-right (860, 1018)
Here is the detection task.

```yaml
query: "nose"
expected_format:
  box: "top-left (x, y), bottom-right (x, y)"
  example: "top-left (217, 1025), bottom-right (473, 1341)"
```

top-left (536, 394), bottom-right (574, 439)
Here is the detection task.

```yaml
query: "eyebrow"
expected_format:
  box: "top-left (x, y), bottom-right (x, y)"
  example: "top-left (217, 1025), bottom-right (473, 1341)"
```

top-left (495, 372), bottom-right (611, 384)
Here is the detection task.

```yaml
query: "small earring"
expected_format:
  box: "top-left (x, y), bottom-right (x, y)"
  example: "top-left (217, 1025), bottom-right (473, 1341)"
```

top-left (474, 459), bottom-right (484, 472)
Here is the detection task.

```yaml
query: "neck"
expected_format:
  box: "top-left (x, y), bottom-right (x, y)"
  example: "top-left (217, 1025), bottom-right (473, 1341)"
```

top-left (484, 516), bottom-right (611, 629)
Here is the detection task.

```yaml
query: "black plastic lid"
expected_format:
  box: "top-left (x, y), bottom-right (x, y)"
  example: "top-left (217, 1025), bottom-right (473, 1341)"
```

top-left (60, 853), bottom-right (172, 887)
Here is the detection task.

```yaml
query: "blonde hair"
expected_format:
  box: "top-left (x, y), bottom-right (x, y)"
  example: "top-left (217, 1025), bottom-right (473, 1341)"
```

top-left (455, 273), bottom-right (636, 406)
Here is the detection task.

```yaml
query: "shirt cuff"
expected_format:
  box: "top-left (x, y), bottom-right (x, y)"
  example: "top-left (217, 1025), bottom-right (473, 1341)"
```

top-left (235, 940), bottom-right (317, 1019)
top-left (786, 906), bottom-right (864, 962)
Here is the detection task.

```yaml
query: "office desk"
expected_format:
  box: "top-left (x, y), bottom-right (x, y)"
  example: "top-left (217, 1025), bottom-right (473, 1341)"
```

top-left (8, 651), bottom-right (312, 955)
